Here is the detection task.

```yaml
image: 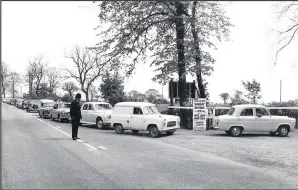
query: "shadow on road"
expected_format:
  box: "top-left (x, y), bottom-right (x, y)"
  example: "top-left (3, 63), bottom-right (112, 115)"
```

top-left (108, 131), bottom-right (170, 139)
top-left (43, 137), bottom-right (72, 141)
top-left (208, 133), bottom-right (285, 138)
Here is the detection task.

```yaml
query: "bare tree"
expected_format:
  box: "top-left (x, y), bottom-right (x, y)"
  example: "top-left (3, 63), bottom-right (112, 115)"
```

top-left (274, 1), bottom-right (298, 64)
top-left (1, 62), bottom-right (10, 98)
top-left (64, 46), bottom-right (106, 102)
top-left (26, 56), bottom-right (47, 97)
top-left (9, 72), bottom-right (21, 98)
top-left (46, 67), bottom-right (61, 95)
top-left (62, 82), bottom-right (79, 97)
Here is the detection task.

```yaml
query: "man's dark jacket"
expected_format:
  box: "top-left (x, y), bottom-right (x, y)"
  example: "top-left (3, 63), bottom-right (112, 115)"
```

top-left (70, 99), bottom-right (82, 120)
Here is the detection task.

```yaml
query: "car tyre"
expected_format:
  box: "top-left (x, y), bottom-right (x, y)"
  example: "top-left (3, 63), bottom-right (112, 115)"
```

top-left (149, 126), bottom-right (161, 138)
top-left (229, 126), bottom-right (242, 137)
top-left (39, 112), bottom-right (42, 118)
top-left (132, 130), bottom-right (139, 134)
top-left (51, 115), bottom-right (55, 121)
top-left (43, 114), bottom-right (47, 119)
top-left (115, 124), bottom-right (124, 134)
top-left (278, 126), bottom-right (289, 137)
top-left (96, 118), bottom-right (104, 130)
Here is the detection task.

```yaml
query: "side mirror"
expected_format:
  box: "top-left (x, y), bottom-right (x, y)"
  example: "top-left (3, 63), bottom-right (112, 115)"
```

top-left (257, 113), bottom-right (262, 117)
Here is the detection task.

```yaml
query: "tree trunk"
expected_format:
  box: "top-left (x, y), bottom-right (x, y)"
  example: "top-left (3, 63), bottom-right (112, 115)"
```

top-left (175, 2), bottom-right (188, 129)
top-left (12, 82), bottom-right (15, 98)
top-left (191, 1), bottom-right (206, 99)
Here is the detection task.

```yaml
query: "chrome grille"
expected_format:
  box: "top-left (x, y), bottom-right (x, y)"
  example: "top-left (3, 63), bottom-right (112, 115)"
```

top-left (167, 121), bottom-right (176, 127)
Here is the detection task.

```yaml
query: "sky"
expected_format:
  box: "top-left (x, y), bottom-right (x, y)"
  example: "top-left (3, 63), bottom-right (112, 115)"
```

top-left (2, 1), bottom-right (298, 103)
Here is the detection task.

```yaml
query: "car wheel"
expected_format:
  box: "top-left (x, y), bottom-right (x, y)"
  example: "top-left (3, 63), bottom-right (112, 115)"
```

top-left (278, 126), bottom-right (289, 137)
top-left (132, 130), bottom-right (139, 134)
top-left (26, 109), bottom-right (29, 113)
top-left (43, 113), bottom-right (47, 119)
top-left (39, 112), bottom-right (42, 118)
top-left (115, 124), bottom-right (124, 134)
top-left (229, 126), bottom-right (242, 137)
top-left (96, 118), bottom-right (104, 130)
top-left (166, 130), bottom-right (175, 135)
top-left (51, 115), bottom-right (55, 121)
top-left (149, 126), bottom-right (160, 138)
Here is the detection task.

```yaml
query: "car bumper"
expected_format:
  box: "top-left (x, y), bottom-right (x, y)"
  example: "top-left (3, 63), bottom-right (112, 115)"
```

top-left (60, 113), bottom-right (71, 121)
top-left (161, 126), bottom-right (180, 132)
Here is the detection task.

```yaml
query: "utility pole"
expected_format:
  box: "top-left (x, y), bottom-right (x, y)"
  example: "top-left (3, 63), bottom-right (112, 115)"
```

top-left (280, 80), bottom-right (282, 102)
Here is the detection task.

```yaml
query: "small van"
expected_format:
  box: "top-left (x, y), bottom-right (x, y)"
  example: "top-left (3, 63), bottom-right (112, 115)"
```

top-left (111, 102), bottom-right (180, 138)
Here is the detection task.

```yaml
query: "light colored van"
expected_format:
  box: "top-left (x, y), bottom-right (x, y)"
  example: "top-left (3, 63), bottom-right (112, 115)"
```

top-left (111, 102), bottom-right (180, 138)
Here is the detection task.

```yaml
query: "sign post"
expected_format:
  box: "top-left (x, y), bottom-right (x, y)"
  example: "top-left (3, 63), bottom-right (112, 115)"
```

top-left (193, 98), bottom-right (207, 131)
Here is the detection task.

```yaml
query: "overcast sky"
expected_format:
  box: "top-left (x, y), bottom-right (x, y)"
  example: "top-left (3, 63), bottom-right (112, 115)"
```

top-left (2, 1), bottom-right (298, 103)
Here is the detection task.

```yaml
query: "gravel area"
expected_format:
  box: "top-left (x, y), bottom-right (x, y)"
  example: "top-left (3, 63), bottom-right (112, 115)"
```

top-left (157, 129), bottom-right (298, 179)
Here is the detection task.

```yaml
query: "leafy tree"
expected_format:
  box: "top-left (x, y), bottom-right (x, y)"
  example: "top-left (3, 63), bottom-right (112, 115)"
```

top-left (99, 70), bottom-right (126, 106)
top-left (95, 1), bottom-right (192, 127)
top-left (273, 1), bottom-right (298, 64)
top-left (145, 89), bottom-right (159, 103)
top-left (64, 46), bottom-right (107, 102)
top-left (61, 93), bottom-right (73, 102)
top-left (1, 62), bottom-right (10, 98)
top-left (62, 82), bottom-right (79, 97)
top-left (152, 1), bottom-right (232, 97)
top-left (242, 79), bottom-right (262, 104)
top-left (230, 90), bottom-right (249, 106)
top-left (219, 92), bottom-right (230, 104)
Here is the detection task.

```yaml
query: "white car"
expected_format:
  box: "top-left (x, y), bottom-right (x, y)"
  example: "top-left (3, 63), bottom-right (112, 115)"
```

top-left (80, 102), bottom-right (113, 129)
top-left (214, 104), bottom-right (296, 137)
top-left (111, 102), bottom-right (180, 138)
top-left (51, 102), bottom-right (71, 122)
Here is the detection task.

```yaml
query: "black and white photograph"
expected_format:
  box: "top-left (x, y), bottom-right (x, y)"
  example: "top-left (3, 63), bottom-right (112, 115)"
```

top-left (1, 1), bottom-right (298, 189)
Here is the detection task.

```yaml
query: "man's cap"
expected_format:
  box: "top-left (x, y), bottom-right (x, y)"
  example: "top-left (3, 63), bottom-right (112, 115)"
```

top-left (75, 93), bottom-right (81, 99)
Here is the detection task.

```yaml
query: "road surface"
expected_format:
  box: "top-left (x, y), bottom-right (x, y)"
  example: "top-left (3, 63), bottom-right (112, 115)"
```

top-left (2, 103), bottom-right (298, 189)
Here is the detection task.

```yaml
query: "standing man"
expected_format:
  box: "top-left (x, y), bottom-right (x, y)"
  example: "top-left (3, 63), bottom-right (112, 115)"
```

top-left (70, 93), bottom-right (82, 140)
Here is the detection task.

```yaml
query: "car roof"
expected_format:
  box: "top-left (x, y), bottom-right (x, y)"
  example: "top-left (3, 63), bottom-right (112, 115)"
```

top-left (83, 102), bottom-right (110, 105)
top-left (40, 99), bottom-right (54, 103)
top-left (115, 102), bottom-right (155, 107)
top-left (57, 102), bottom-right (70, 104)
top-left (233, 104), bottom-right (266, 109)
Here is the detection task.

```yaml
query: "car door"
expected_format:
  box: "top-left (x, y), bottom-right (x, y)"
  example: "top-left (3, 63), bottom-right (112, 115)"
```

top-left (238, 108), bottom-right (255, 132)
top-left (86, 104), bottom-right (96, 124)
top-left (130, 107), bottom-right (145, 130)
top-left (255, 108), bottom-right (273, 132)
top-left (81, 104), bottom-right (88, 122)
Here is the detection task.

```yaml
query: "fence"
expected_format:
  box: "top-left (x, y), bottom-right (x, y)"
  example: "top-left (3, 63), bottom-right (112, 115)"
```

top-left (166, 106), bottom-right (298, 129)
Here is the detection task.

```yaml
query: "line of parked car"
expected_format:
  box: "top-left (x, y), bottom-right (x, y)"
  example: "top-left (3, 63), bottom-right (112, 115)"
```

top-left (2, 97), bottom-right (181, 138)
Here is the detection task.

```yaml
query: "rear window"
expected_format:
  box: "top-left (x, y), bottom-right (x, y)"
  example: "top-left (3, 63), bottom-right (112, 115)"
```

top-left (227, 107), bottom-right (235, 115)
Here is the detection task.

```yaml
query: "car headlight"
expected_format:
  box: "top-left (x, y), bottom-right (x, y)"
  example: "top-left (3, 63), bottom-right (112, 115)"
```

top-left (163, 119), bottom-right (167, 126)
top-left (62, 111), bottom-right (65, 114)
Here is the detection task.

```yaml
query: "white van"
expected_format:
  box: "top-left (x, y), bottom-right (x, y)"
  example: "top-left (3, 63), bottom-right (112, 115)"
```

top-left (111, 102), bottom-right (180, 138)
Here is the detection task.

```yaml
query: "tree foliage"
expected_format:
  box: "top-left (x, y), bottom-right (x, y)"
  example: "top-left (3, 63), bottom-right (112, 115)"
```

top-left (64, 46), bottom-right (107, 102)
top-left (61, 93), bottom-right (73, 102)
top-left (273, 1), bottom-right (298, 64)
top-left (219, 92), bottom-right (230, 104)
top-left (145, 89), bottom-right (159, 103)
top-left (99, 70), bottom-right (126, 106)
top-left (242, 79), bottom-right (262, 104)
top-left (230, 90), bottom-right (249, 106)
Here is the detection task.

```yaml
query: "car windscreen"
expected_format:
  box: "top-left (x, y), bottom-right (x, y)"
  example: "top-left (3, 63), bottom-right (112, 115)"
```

top-left (94, 104), bottom-right (112, 110)
top-left (227, 107), bottom-right (235, 115)
top-left (62, 104), bottom-right (71, 108)
top-left (143, 106), bottom-right (161, 115)
top-left (43, 103), bottom-right (54, 107)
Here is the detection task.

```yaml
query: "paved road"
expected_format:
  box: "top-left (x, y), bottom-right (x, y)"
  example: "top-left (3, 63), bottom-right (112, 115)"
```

top-left (2, 103), bottom-right (298, 189)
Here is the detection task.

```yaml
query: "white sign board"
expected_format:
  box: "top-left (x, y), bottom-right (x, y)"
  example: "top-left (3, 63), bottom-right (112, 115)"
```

top-left (193, 98), bottom-right (207, 131)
